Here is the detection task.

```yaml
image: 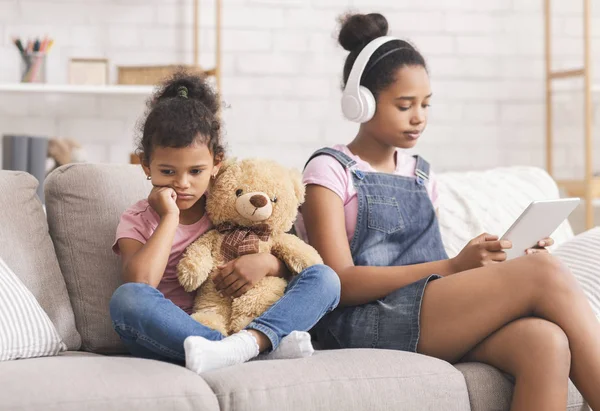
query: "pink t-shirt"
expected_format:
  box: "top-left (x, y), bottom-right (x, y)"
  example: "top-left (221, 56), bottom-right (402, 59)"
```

top-left (295, 144), bottom-right (439, 244)
top-left (112, 199), bottom-right (212, 314)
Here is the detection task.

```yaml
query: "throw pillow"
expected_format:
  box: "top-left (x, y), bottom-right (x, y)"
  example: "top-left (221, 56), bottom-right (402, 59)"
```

top-left (553, 227), bottom-right (600, 319)
top-left (0, 257), bottom-right (66, 361)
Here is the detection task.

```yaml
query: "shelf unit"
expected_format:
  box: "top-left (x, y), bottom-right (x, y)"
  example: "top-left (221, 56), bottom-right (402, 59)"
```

top-left (0, 83), bottom-right (154, 95)
top-left (544, 0), bottom-right (597, 229)
top-left (0, 0), bottom-right (222, 96)
top-left (0, 0), bottom-right (223, 166)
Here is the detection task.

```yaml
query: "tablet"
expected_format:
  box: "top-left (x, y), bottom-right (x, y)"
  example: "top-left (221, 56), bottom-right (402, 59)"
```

top-left (500, 198), bottom-right (580, 260)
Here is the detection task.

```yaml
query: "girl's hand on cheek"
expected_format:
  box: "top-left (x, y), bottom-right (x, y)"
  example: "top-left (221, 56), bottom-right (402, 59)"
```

top-left (148, 186), bottom-right (179, 218)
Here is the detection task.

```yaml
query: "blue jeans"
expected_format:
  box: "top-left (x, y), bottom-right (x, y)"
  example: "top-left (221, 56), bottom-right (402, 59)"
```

top-left (109, 264), bottom-right (340, 363)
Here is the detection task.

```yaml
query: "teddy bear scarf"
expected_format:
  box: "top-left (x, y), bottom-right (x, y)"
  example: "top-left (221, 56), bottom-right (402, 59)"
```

top-left (217, 222), bottom-right (272, 262)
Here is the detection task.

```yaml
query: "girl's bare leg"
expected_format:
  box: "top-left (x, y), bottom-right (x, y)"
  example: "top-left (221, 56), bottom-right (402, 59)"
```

top-left (416, 253), bottom-right (600, 410)
top-left (462, 318), bottom-right (570, 411)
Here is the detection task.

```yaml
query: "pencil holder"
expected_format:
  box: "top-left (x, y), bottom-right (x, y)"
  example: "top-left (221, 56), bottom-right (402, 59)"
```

top-left (21, 52), bottom-right (47, 83)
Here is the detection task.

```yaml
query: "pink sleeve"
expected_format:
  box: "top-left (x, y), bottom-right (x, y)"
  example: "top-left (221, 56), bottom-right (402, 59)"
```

top-left (428, 169), bottom-right (440, 209)
top-left (303, 154), bottom-right (350, 203)
top-left (112, 210), bottom-right (153, 255)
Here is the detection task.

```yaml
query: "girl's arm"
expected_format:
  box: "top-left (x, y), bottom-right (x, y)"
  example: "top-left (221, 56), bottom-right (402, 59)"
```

top-left (119, 186), bottom-right (180, 287)
top-left (302, 185), bottom-right (456, 306)
top-left (267, 256), bottom-right (291, 278)
top-left (213, 253), bottom-right (291, 298)
top-left (118, 213), bottom-right (179, 287)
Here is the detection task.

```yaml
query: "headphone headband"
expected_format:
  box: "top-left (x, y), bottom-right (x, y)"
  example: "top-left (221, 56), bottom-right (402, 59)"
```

top-left (341, 36), bottom-right (398, 123)
top-left (344, 36), bottom-right (398, 99)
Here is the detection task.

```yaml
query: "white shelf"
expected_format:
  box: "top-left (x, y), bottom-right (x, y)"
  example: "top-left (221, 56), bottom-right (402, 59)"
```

top-left (0, 83), bottom-right (154, 95)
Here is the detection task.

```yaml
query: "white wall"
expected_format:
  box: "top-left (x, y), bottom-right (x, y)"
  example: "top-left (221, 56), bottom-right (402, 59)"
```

top-left (0, 0), bottom-right (598, 179)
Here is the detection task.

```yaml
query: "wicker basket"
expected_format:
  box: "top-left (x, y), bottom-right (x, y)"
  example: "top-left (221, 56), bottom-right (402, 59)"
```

top-left (117, 65), bottom-right (213, 86)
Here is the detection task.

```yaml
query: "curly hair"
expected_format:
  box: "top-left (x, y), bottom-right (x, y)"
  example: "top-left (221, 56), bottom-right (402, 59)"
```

top-left (136, 68), bottom-right (225, 164)
top-left (338, 12), bottom-right (427, 100)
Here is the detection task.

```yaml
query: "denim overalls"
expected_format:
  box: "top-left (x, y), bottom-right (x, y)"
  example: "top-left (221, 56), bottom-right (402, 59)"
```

top-left (307, 147), bottom-right (448, 352)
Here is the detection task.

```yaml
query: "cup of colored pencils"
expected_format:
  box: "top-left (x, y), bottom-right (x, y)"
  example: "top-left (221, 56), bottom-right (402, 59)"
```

top-left (13, 37), bottom-right (54, 83)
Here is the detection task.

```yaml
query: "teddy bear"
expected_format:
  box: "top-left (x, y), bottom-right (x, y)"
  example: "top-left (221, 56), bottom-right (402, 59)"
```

top-left (177, 158), bottom-right (323, 336)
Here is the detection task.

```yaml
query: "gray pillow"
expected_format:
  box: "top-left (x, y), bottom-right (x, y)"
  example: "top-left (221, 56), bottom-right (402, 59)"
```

top-left (0, 170), bottom-right (80, 350)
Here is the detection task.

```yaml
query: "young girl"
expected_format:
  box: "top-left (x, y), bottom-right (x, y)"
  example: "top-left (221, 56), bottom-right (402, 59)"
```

top-left (109, 71), bottom-right (340, 374)
top-left (297, 13), bottom-right (600, 411)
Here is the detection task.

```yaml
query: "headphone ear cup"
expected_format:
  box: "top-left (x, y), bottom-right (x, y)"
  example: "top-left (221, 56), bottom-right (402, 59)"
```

top-left (358, 86), bottom-right (376, 123)
top-left (341, 92), bottom-right (362, 122)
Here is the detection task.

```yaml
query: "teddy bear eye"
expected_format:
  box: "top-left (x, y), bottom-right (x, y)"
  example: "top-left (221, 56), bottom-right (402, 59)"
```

top-left (236, 189), bottom-right (243, 197)
top-left (272, 196), bottom-right (277, 203)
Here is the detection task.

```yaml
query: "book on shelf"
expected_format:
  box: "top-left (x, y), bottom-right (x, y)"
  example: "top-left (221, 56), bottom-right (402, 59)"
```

top-left (2, 135), bottom-right (48, 203)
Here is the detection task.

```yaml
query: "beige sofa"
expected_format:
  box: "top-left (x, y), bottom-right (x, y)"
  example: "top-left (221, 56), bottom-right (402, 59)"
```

top-left (0, 163), bottom-right (591, 411)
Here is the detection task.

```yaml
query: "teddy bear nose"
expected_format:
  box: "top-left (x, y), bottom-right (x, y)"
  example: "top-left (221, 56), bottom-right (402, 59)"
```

top-left (250, 194), bottom-right (268, 208)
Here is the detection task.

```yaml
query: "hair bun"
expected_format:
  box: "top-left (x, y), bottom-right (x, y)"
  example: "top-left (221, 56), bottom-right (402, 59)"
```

top-left (338, 13), bottom-right (389, 52)
top-left (151, 69), bottom-right (219, 115)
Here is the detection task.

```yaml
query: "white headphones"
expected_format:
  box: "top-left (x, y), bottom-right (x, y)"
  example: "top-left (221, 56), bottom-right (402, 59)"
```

top-left (341, 36), bottom-right (398, 123)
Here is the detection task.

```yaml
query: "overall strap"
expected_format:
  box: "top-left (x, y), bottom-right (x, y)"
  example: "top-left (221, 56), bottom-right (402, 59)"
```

top-left (304, 147), bottom-right (357, 170)
top-left (413, 155), bottom-right (430, 186)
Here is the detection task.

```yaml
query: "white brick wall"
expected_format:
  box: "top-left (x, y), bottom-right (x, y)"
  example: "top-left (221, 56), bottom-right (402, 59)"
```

top-left (0, 0), bottom-right (598, 179)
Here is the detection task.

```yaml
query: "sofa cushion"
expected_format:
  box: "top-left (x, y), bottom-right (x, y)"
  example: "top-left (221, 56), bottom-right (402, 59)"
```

top-left (0, 257), bottom-right (66, 361)
top-left (437, 166), bottom-right (574, 258)
top-left (202, 349), bottom-right (470, 411)
top-left (455, 362), bottom-right (588, 411)
top-left (0, 170), bottom-right (80, 350)
top-left (44, 164), bottom-right (152, 353)
top-left (0, 351), bottom-right (220, 411)
top-left (553, 227), bottom-right (600, 317)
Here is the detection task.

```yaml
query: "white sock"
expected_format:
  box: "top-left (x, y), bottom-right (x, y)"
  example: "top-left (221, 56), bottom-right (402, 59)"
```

top-left (184, 330), bottom-right (259, 374)
top-left (255, 330), bottom-right (314, 361)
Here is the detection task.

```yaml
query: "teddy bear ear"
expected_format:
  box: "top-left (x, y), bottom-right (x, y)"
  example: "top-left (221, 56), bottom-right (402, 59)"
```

top-left (289, 168), bottom-right (306, 204)
top-left (216, 157), bottom-right (237, 178)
